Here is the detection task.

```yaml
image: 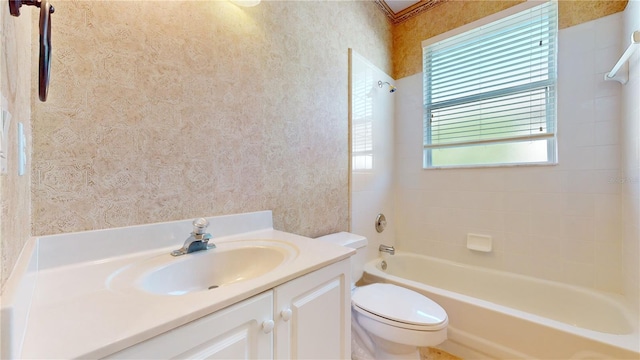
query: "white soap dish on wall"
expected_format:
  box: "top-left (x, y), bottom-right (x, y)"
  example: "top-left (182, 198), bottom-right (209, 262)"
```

top-left (467, 233), bottom-right (492, 252)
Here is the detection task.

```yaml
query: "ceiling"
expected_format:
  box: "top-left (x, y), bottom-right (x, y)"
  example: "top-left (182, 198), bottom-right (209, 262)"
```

top-left (377, 0), bottom-right (444, 24)
top-left (384, 0), bottom-right (420, 13)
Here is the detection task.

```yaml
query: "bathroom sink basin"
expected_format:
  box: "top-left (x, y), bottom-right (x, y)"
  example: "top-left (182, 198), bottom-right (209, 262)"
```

top-left (109, 240), bottom-right (298, 295)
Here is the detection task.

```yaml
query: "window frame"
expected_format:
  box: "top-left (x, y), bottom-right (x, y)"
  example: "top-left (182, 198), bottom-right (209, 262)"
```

top-left (422, 1), bottom-right (558, 169)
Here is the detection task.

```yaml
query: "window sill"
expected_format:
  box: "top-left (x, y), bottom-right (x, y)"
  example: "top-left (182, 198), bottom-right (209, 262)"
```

top-left (423, 162), bottom-right (558, 170)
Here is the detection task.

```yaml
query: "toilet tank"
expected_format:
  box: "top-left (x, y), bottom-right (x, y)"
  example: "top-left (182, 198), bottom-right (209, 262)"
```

top-left (316, 232), bottom-right (368, 284)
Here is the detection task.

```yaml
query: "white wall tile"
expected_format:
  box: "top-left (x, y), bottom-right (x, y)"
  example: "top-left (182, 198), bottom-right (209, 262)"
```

top-left (562, 261), bottom-right (595, 288)
top-left (560, 146), bottom-right (596, 169)
top-left (504, 192), bottom-right (534, 212)
top-left (562, 216), bottom-right (596, 243)
top-left (595, 96), bottom-right (622, 123)
top-left (562, 238), bottom-right (595, 263)
top-left (503, 232), bottom-right (535, 255)
top-left (595, 13), bottom-right (624, 49)
top-left (595, 120), bottom-right (620, 145)
top-left (560, 20), bottom-right (595, 53)
top-left (595, 72), bottom-right (623, 98)
top-left (595, 45), bottom-right (624, 74)
top-left (594, 145), bottom-right (621, 170)
top-left (562, 121), bottom-right (595, 147)
top-left (621, 0), bottom-right (640, 306)
top-left (561, 193), bottom-right (596, 217)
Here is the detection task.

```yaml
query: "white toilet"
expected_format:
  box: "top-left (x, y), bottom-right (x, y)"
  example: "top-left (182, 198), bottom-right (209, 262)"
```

top-left (317, 232), bottom-right (448, 360)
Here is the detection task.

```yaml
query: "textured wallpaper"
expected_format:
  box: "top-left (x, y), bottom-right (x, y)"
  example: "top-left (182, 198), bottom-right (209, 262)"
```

top-left (392, 0), bottom-right (628, 79)
top-left (30, 1), bottom-right (392, 237)
top-left (1, 6), bottom-right (32, 291)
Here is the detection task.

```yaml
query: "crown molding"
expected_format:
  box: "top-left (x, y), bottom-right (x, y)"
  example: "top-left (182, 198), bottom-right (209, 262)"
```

top-left (375, 0), bottom-right (448, 25)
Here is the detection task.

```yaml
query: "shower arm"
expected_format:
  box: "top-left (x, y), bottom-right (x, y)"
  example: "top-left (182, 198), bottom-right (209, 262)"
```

top-left (378, 80), bottom-right (397, 93)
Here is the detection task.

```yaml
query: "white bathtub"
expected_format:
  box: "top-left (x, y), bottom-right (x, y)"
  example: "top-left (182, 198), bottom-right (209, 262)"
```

top-left (362, 252), bottom-right (640, 359)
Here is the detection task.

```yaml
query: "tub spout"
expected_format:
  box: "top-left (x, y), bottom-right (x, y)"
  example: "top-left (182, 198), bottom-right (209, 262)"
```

top-left (379, 244), bottom-right (395, 255)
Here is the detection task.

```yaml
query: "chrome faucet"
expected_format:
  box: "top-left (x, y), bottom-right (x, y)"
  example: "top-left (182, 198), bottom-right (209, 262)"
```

top-left (171, 218), bottom-right (216, 256)
top-left (379, 244), bottom-right (395, 255)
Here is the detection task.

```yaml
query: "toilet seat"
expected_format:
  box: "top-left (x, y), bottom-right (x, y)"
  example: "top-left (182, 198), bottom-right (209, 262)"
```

top-left (352, 283), bottom-right (448, 331)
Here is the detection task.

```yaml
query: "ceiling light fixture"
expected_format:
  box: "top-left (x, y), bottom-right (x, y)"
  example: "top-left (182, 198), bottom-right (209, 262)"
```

top-left (230, 0), bottom-right (260, 7)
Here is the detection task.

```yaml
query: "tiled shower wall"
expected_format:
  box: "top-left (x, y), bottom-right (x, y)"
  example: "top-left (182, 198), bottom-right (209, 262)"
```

top-left (350, 50), bottom-right (396, 262)
top-left (394, 12), bottom-right (627, 293)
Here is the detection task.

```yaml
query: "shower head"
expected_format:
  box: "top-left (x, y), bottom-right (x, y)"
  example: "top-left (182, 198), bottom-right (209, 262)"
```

top-left (378, 80), bottom-right (397, 93)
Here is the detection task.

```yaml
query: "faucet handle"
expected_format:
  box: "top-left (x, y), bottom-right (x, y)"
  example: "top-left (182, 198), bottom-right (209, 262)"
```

top-left (192, 218), bottom-right (210, 235)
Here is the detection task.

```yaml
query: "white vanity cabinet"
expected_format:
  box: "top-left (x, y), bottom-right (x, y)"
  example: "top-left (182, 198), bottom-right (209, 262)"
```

top-left (105, 291), bottom-right (275, 359)
top-left (274, 258), bottom-right (351, 359)
top-left (105, 259), bottom-right (350, 360)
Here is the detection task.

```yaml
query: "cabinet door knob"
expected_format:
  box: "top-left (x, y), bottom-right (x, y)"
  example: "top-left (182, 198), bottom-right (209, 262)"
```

top-left (262, 319), bottom-right (275, 333)
top-left (280, 308), bottom-right (292, 321)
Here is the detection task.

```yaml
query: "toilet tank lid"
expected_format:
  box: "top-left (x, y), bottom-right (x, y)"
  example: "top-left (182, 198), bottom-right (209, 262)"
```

top-left (315, 232), bottom-right (367, 249)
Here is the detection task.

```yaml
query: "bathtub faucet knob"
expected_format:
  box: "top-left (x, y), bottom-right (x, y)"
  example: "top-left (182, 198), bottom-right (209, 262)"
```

top-left (379, 244), bottom-right (395, 255)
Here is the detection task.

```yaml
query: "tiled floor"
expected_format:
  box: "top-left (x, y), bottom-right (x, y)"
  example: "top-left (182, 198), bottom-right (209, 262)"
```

top-left (420, 347), bottom-right (463, 360)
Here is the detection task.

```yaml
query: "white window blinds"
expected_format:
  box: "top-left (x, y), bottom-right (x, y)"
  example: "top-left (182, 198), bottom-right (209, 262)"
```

top-left (423, 1), bottom-right (558, 168)
top-left (352, 62), bottom-right (374, 170)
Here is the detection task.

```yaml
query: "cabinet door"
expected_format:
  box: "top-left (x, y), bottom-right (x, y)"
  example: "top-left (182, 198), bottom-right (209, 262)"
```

top-left (274, 259), bottom-right (351, 359)
top-left (106, 291), bottom-right (274, 360)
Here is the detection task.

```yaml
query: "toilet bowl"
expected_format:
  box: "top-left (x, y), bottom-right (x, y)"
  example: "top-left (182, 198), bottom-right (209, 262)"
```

top-left (351, 283), bottom-right (448, 359)
top-left (316, 232), bottom-right (448, 360)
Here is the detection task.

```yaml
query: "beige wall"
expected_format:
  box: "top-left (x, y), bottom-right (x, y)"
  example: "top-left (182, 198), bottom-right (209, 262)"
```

top-left (1, 6), bottom-right (32, 291)
top-left (392, 0), bottom-right (628, 79)
top-left (30, 0), bottom-right (392, 238)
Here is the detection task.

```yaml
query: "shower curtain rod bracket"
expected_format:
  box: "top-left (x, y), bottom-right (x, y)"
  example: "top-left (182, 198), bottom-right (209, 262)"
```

top-left (605, 63), bottom-right (629, 85)
top-left (604, 30), bottom-right (639, 85)
top-left (8, 0), bottom-right (55, 101)
top-left (9, 0), bottom-right (54, 17)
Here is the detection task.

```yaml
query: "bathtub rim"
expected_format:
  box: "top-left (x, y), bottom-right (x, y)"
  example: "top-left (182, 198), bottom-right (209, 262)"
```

top-left (363, 252), bottom-right (640, 355)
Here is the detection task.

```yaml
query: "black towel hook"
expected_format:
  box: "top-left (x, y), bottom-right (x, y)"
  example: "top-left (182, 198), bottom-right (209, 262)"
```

top-left (8, 0), bottom-right (55, 102)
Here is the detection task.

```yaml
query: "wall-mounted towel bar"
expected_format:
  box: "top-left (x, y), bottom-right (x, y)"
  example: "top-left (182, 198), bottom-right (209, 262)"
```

top-left (8, 0), bottom-right (54, 102)
top-left (604, 30), bottom-right (640, 85)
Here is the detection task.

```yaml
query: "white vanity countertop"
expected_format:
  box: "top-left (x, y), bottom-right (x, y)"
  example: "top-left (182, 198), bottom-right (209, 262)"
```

top-left (5, 211), bottom-right (353, 359)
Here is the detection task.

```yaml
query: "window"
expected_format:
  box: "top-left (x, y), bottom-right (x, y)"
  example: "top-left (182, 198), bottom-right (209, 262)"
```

top-left (423, 1), bottom-right (558, 168)
top-left (352, 60), bottom-right (374, 170)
